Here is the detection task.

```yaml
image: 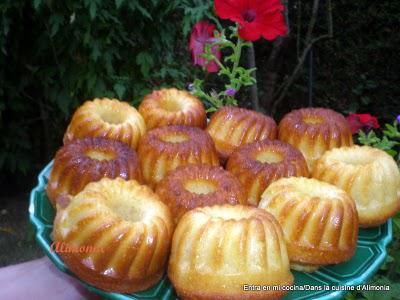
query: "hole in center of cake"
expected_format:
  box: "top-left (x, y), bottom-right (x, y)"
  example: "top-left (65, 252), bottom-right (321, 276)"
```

top-left (207, 206), bottom-right (250, 220)
top-left (184, 179), bottom-right (217, 195)
top-left (302, 115), bottom-right (324, 125)
top-left (337, 155), bottom-right (373, 166)
top-left (160, 133), bottom-right (189, 143)
top-left (100, 110), bottom-right (126, 125)
top-left (162, 99), bottom-right (183, 112)
top-left (85, 149), bottom-right (116, 161)
top-left (109, 200), bottom-right (143, 222)
top-left (255, 150), bottom-right (283, 164)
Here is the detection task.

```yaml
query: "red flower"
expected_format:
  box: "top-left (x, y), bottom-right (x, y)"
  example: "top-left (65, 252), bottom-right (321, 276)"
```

top-left (346, 113), bottom-right (380, 134)
top-left (215, 0), bottom-right (287, 41)
top-left (189, 21), bottom-right (221, 73)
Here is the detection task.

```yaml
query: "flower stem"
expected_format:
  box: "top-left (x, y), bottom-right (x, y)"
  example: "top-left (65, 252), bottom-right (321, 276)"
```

top-left (247, 43), bottom-right (260, 111)
top-left (194, 24), bottom-right (256, 111)
top-left (212, 56), bottom-right (228, 73)
top-left (232, 36), bottom-right (243, 82)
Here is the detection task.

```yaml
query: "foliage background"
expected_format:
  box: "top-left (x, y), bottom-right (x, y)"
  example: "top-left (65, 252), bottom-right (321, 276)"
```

top-left (0, 0), bottom-right (399, 297)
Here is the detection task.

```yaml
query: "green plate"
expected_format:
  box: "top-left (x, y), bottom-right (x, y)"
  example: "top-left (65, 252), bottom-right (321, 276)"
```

top-left (29, 161), bottom-right (393, 300)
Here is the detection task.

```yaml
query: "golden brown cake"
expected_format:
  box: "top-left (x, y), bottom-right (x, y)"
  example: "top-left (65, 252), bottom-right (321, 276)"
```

top-left (138, 125), bottom-right (220, 188)
top-left (313, 145), bottom-right (400, 227)
top-left (47, 137), bottom-right (142, 208)
top-left (226, 140), bottom-right (309, 206)
top-left (155, 165), bottom-right (246, 223)
top-left (138, 88), bottom-right (206, 130)
top-left (53, 177), bottom-right (174, 293)
top-left (64, 98), bottom-right (146, 149)
top-left (168, 204), bottom-right (293, 300)
top-left (259, 177), bottom-right (358, 272)
top-left (278, 107), bottom-right (353, 171)
top-left (206, 106), bottom-right (278, 161)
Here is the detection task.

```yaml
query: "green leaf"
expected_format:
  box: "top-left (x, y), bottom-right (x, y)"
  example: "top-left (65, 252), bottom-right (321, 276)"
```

top-left (134, 3), bottom-right (153, 20)
top-left (362, 277), bottom-right (400, 300)
top-left (86, 71), bottom-right (97, 92)
top-left (361, 96), bottom-right (371, 105)
top-left (366, 80), bottom-right (378, 89)
top-left (385, 149), bottom-right (397, 157)
top-left (206, 107), bottom-right (217, 113)
top-left (33, 0), bottom-right (42, 10)
top-left (383, 122), bottom-right (400, 138)
top-left (115, 0), bottom-right (125, 9)
top-left (380, 255), bottom-right (394, 270)
top-left (136, 52), bottom-right (154, 77)
top-left (358, 129), bottom-right (382, 146)
top-left (90, 41), bottom-right (101, 62)
top-left (89, 2), bottom-right (97, 20)
top-left (345, 102), bottom-right (360, 114)
top-left (352, 86), bottom-right (363, 95)
top-left (57, 90), bottom-right (71, 116)
top-left (392, 216), bottom-right (400, 231)
top-left (224, 54), bottom-right (236, 64)
top-left (49, 14), bottom-right (64, 37)
top-left (113, 83), bottom-right (126, 99)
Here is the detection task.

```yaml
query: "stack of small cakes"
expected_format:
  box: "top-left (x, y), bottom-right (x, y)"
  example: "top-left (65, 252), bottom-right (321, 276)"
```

top-left (206, 106), bottom-right (278, 162)
top-left (278, 107), bottom-right (354, 171)
top-left (44, 87), bottom-right (400, 299)
top-left (48, 98), bottom-right (147, 208)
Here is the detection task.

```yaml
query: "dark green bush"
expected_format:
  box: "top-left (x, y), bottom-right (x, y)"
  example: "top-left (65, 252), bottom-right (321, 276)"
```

top-left (0, 0), bottom-right (211, 182)
top-left (311, 0), bottom-right (400, 121)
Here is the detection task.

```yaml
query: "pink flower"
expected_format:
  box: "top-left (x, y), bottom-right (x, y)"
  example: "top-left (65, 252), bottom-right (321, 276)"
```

top-left (347, 113), bottom-right (380, 134)
top-left (189, 21), bottom-right (221, 73)
top-left (215, 0), bottom-right (287, 42)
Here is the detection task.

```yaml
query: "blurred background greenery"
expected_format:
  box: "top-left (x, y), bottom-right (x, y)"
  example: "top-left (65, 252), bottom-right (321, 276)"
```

top-left (0, 1), bottom-right (399, 296)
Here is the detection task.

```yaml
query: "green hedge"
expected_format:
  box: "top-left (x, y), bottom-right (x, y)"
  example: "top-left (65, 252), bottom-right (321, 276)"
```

top-left (0, 0), bottom-right (211, 177)
top-left (311, 0), bottom-right (400, 121)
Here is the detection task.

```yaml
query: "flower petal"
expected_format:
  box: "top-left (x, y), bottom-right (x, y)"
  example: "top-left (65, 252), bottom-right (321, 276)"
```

top-left (359, 114), bottom-right (379, 128)
top-left (215, 0), bottom-right (249, 20)
top-left (238, 21), bottom-right (262, 41)
top-left (249, 0), bottom-right (284, 13)
top-left (219, 0), bottom-right (287, 42)
top-left (347, 113), bottom-right (379, 133)
top-left (189, 21), bottom-right (221, 73)
top-left (258, 11), bottom-right (287, 40)
top-left (346, 114), bottom-right (363, 134)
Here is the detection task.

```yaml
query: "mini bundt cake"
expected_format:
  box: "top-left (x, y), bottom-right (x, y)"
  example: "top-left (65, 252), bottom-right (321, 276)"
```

top-left (278, 107), bottom-right (353, 171)
top-left (64, 98), bottom-right (146, 149)
top-left (168, 204), bottom-right (293, 300)
top-left (47, 137), bottom-right (142, 208)
top-left (138, 88), bottom-right (206, 130)
top-left (155, 165), bottom-right (246, 223)
top-left (138, 125), bottom-right (220, 188)
top-left (313, 145), bottom-right (400, 227)
top-left (206, 106), bottom-right (278, 161)
top-left (226, 140), bottom-right (309, 206)
top-left (53, 178), bottom-right (174, 293)
top-left (259, 177), bottom-right (358, 272)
